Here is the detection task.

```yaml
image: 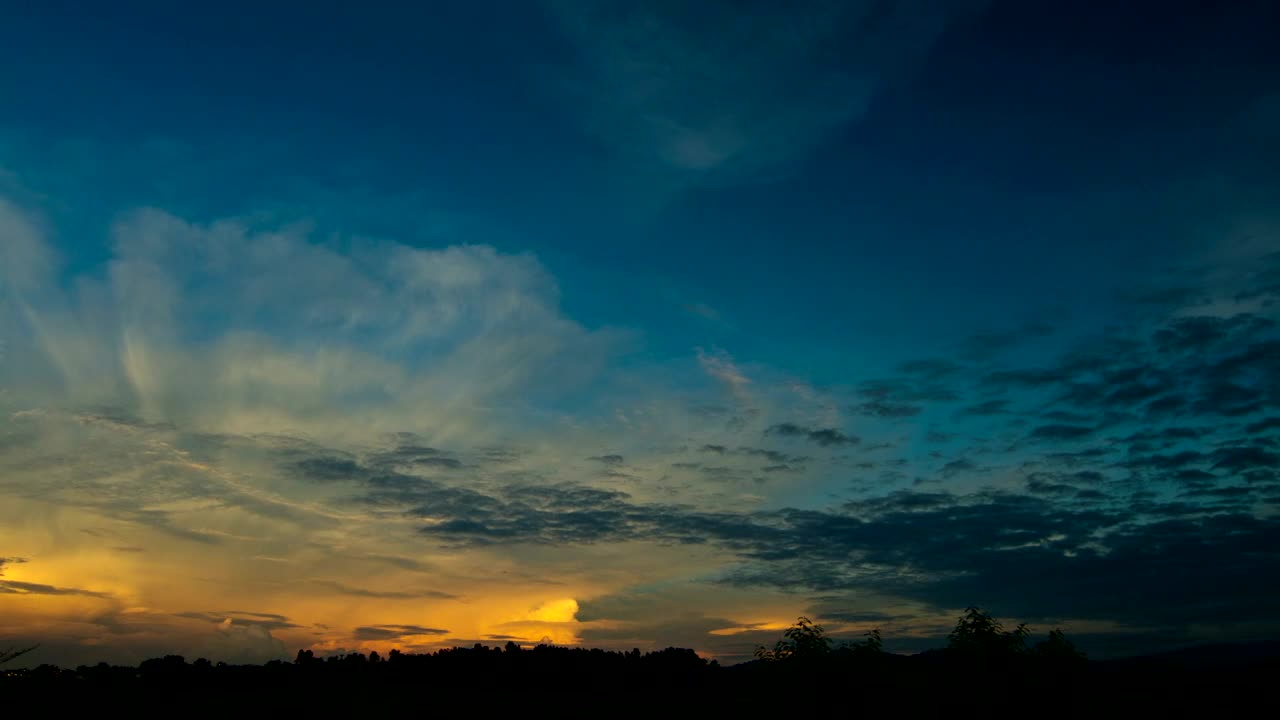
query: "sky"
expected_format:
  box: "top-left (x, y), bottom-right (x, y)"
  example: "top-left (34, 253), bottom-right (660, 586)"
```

top-left (1, 0), bottom-right (1279, 667)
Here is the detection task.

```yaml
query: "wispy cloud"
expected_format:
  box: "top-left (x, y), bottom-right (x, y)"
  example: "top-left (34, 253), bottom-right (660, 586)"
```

top-left (544, 0), bottom-right (986, 181)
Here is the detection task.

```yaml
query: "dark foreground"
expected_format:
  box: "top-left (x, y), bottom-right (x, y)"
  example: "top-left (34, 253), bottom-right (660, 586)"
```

top-left (3, 642), bottom-right (1277, 715)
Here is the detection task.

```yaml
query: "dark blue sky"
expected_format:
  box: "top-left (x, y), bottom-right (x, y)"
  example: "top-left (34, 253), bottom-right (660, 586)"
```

top-left (1, 0), bottom-right (1278, 666)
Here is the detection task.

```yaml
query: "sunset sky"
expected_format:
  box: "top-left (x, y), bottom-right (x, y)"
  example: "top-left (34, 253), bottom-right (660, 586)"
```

top-left (2, 0), bottom-right (1279, 667)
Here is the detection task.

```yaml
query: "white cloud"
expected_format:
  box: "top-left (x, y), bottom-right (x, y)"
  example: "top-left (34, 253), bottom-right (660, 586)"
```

top-left (696, 346), bottom-right (751, 399)
top-left (196, 618), bottom-right (289, 664)
top-left (1, 204), bottom-right (627, 445)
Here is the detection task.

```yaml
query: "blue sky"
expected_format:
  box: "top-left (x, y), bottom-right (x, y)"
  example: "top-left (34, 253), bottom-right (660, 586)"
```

top-left (2, 0), bottom-right (1279, 666)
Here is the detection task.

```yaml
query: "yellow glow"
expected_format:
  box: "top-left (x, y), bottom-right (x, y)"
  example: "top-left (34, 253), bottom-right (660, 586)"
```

top-left (524, 598), bottom-right (579, 623)
top-left (708, 620), bottom-right (793, 636)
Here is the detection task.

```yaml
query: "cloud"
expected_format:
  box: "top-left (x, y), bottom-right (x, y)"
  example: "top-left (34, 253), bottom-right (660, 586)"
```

top-left (1, 203), bottom-right (624, 445)
top-left (940, 458), bottom-right (977, 478)
top-left (5, 187), bottom-right (1280, 663)
top-left (1209, 446), bottom-right (1279, 473)
top-left (682, 302), bottom-right (722, 323)
top-left (1154, 314), bottom-right (1275, 354)
top-left (1121, 451), bottom-right (1205, 471)
top-left (196, 618), bottom-right (289, 664)
top-left (312, 581), bottom-right (459, 601)
top-left (958, 399), bottom-right (1010, 416)
top-left (173, 611), bottom-right (301, 632)
top-left (696, 347), bottom-right (751, 397)
top-left (1028, 424), bottom-right (1095, 442)
top-left (0, 552), bottom-right (108, 601)
top-left (858, 378), bottom-right (959, 404)
top-left (587, 454), bottom-right (625, 466)
top-left (544, 0), bottom-right (986, 181)
top-left (0, 196), bottom-right (56, 295)
top-left (852, 400), bottom-right (922, 419)
top-left (0, 579), bottom-right (112, 598)
top-left (353, 624), bottom-right (450, 641)
top-left (1245, 416), bottom-right (1280, 434)
top-left (766, 423), bottom-right (858, 447)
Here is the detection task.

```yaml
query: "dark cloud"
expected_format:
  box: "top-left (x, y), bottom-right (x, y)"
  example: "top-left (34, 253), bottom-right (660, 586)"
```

top-left (312, 580), bottom-right (458, 600)
top-left (1122, 426), bottom-right (1207, 445)
top-left (843, 490), bottom-right (956, 515)
top-left (587, 455), bottom-right (625, 466)
top-left (766, 423), bottom-right (859, 447)
top-left (858, 379), bottom-right (959, 404)
top-left (224, 329), bottom-right (1280, 647)
top-left (697, 466), bottom-right (744, 481)
top-left (958, 399), bottom-right (1010, 416)
top-left (1180, 485), bottom-right (1257, 502)
top-left (1153, 314), bottom-right (1274, 354)
top-left (806, 609), bottom-right (898, 624)
top-left (0, 579), bottom-right (113, 599)
top-left (852, 400), bottom-right (923, 418)
top-left (1193, 382), bottom-right (1263, 416)
top-left (1041, 410), bottom-right (1095, 424)
top-left (294, 456), bottom-right (365, 482)
top-left (1246, 417), bottom-right (1280, 434)
top-left (1174, 469), bottom-right (1218, 482)
top-left (1028, 424), bottom-right (1094, 441)
top-left (925, 429), bottom-right (954, 444)
top-left (371, 444), bottom-right (444, 464)
top-left (365, 443), bottom-right (465, 471)
top-left (4, 561), bottom-right (85, 602)
top-left (325, 421), bottom-right (1280, 637)
top-left (173, 611), bottom-right (301, 632)
top-left (353, 624), bottom-right (449, 641)
top-left (1121, 450), bottom-right (1205, 470)
top-left (1043, 447), bottom-right (1114, 465)
top-left (1025, 477), bottom-right (1078, 497)
top-left (1143, 395), bottom-right (1187, 417)
top-left (940, 458), bottom-right (976, 477)
top-left (1209, 446), bottom-right (1279, 473)
top-left (413, 456), bottom-right (465, 469)
top-left (719, 493), bottom-right (1280, 630)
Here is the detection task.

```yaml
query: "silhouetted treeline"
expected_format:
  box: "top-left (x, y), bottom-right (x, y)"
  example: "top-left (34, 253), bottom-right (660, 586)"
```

top-left (3, 608), bottom-right (1277, 713)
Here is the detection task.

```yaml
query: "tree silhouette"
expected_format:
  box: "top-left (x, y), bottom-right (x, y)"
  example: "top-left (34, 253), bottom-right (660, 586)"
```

top-left (1033, 628), bottom-right (1087, 663)
top-left (947, 606), bottom-right (1029, 660)
top-left (840, 628), bottom-right (884, 656)
top-left (754, 616), bottom-right (832, 661)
